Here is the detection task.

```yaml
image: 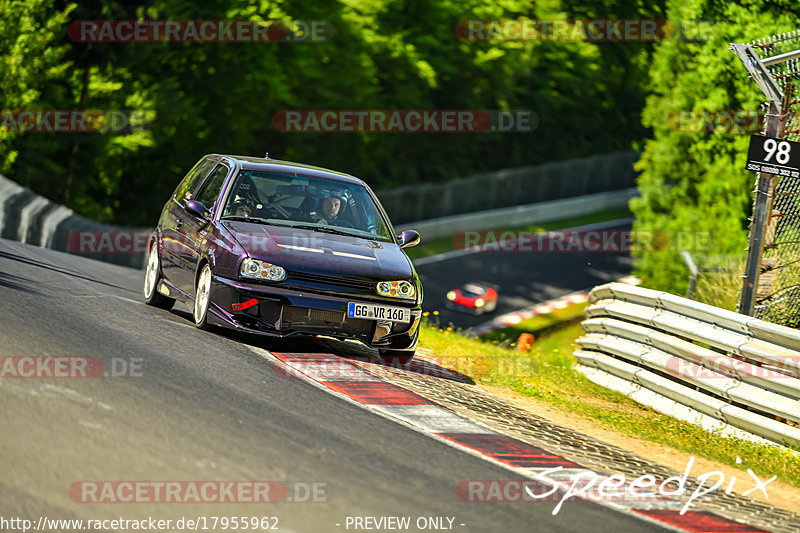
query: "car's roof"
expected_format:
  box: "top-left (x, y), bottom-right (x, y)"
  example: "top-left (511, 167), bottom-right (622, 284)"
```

top-left (462, 283), bottom-right (486, 293)
top-left (212, 154), bottom-right (367, 186)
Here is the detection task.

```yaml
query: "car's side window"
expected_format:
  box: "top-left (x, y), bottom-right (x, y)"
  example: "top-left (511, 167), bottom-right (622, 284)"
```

top-left (173, 158), bottom-right (217, 205)
top-left (193, 164), bottom-right (230, 209)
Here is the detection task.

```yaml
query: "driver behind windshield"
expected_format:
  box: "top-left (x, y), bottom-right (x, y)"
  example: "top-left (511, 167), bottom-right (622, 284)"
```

top-left (308, 190), bottom-right (348, 225)
top-left (224, 176), bottom-right (261, 218)
top-left (231, 200), bottom-right (253, 217)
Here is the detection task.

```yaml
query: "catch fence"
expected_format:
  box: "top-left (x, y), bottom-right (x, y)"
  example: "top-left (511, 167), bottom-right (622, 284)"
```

top-left (733, 31), bottom-right (800, 327)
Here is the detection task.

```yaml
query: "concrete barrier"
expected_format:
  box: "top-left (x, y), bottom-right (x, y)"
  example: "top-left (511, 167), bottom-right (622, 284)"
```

top-left (0, 174), bottom-right (149, 268)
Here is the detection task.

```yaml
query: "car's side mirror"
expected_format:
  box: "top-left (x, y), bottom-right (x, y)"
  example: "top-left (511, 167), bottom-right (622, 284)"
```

top-left (185, 200), bottom-right (209, 220)
top-left (398, 230), bottom-right (421, 248)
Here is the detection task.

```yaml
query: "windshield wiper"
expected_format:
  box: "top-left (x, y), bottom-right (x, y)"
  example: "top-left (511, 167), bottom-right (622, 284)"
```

top-left (221, 216), bottom-right (272, 224)
top-left (286, 224), bottom-right (356, 237)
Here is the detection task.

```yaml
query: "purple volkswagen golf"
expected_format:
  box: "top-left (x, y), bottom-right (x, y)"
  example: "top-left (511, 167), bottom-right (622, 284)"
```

top-left (143, 154), bottom-right (423, 363)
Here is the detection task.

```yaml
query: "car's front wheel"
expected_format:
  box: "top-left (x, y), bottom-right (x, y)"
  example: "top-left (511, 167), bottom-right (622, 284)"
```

top-left (193, 264), bottom-right (212, 329)
top-left (378, 349), bottom-right (415, 366)
top-left (144, 241), bottom-right (175, 310)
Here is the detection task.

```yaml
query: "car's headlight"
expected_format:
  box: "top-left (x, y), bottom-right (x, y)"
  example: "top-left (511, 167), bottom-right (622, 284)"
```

top-left (446, 290), bottom-right (457, 301)
top-left (475, 298), bottom-right (485, 308)
top-left (240, 258), bottom-right (287, 281)
top-left (376, 280), bottom-right (416, 300)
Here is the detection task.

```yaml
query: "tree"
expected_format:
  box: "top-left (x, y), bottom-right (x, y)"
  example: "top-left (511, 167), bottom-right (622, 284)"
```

top-left (6, 0), bottom-right (665, 227)
top-left (631, 0), bottom-right (800, 294)
top-left (0, 0), bottom-right (74, 174)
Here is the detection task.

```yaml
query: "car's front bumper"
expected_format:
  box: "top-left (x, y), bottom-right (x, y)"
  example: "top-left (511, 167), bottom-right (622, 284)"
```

top-left (207, 275), bottom-right (421, 350)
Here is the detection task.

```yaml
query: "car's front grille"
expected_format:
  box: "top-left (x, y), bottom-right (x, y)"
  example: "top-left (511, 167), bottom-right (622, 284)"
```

top-left (287, 271), bottom-right (376, 292)
top-left (283, 307), bottom-right (345, 324)
top-left (281, 306), bottom-right (373, 336)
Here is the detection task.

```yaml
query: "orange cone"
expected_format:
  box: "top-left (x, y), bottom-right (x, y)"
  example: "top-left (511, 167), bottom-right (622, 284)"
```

top-left (517, 333), bottom-right (534, 352)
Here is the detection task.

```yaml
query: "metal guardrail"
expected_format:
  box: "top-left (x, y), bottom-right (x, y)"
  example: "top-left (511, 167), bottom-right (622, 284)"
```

top-left (396, 188), bottom-right (637, 240)
top-left (377, 151), bottom-right (639, 225)
top-left (575, 282), bottom-right (800, 448)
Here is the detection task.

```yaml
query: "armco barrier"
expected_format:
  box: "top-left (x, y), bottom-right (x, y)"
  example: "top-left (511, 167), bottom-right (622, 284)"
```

top-left (575, 282), bottom-right (800, 448)
top-left (396, 188), bottom-right (637, 240)
top-left (378, 150), bottom-right (639, 225)
top-left (0, 174), bottom-right (149, 268)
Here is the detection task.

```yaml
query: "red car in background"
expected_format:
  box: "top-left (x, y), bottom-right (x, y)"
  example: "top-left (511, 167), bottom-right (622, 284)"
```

top-left (445, 282), bottom-right (498, 315)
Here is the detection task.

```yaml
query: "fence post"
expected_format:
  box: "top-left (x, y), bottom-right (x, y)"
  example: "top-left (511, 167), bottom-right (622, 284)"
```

top-left (740, 102), bottom-right (782, 315)
top-left (732, 37), bottom-right (798, 316)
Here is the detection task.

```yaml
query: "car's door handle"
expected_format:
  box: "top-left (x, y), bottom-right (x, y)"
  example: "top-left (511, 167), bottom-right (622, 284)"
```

top-left (175, 219), bottom-right (183, 229)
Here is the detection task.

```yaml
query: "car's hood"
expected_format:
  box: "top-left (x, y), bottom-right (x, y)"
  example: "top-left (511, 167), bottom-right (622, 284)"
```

top-left (222, 220), bottom-right (414, 279)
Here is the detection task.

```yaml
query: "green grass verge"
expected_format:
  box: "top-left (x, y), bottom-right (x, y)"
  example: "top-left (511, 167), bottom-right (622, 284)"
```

top-left (478, 302), bottom-right (588, 344)
top-left (418, 316), bottom-right (800, 488)
top-left (404, 207), bottom-right (632, 260)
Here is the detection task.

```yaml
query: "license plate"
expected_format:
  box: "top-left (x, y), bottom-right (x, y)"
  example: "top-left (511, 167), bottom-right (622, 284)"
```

top-left (347, 302), bottom-right (411, 323)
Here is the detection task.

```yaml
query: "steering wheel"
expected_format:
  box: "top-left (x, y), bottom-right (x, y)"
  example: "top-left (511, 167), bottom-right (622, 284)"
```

top-left (332, 219), bottom-right (355, 229)
top-left (257, 204), bottom-right (290, 220)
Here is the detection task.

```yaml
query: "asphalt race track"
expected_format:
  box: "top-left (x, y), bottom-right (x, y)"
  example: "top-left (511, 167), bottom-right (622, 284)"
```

top-left (0, 237), bottom-right (662, 533)
top-left (414, 223), bottom-right (634, 330)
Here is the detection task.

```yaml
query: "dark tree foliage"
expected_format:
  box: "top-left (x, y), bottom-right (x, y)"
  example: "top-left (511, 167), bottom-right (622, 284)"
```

top-left (4, 0), bottom-right (661, 226)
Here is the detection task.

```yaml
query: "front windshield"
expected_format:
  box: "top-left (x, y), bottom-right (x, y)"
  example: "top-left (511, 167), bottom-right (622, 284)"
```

top-left (221, 170), bottom-right (394, 242)
top-left (462, 284), bottom-right (484, 297)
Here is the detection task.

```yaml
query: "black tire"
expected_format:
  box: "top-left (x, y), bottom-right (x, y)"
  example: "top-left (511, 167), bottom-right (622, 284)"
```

top-left (193, 263), bottom-right (212, 330)
top-left (378, 349), bottom-right (415, 366)
top-left (143, 241), bottom-right (175, 310)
